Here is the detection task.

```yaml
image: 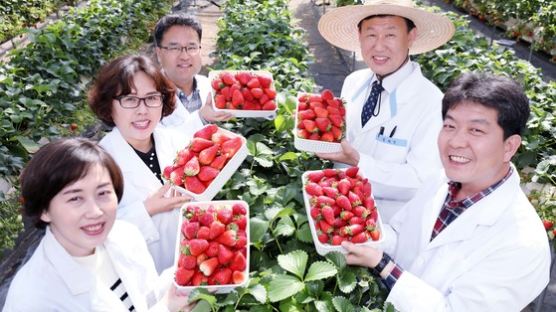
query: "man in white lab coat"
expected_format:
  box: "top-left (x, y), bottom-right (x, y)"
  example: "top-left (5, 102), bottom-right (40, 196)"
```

top-left (316, 0), bottom-right (455, 221)
top-left (154, 13), bottom-right (231, 132)
top-left (342, 72), bottom-right (551, 311)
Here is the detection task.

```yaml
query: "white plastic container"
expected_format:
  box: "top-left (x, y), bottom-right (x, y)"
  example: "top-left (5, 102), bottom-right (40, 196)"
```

top-left (293, 93), bottom-right (343, 153)
top-left (172, 129), bottom-right (248, 202)
top-left (173, 200), bottom-right (250, 294)
top-left (301, 169), bottom-right (384, 256)
top-left (208, 70), bottom-right (277, 119)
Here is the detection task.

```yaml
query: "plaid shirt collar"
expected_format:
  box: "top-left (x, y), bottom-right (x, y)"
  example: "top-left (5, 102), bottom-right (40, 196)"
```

top-left (431, 167), bottom-right (513, 240)
top-left (177, 77), bottom-right (202, 113)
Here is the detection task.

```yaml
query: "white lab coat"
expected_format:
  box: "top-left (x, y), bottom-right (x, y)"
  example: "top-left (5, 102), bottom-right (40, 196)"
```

top-left (100, 126), bottom-right (190, 273)
top-left (341, 61), bottom-right (443, 222)
top-left (3, 221), bottom-right (170, 312)
top-left (160, 74), bottom-right (209, 133)
top-left (381, 165), bottom-right (551, 311)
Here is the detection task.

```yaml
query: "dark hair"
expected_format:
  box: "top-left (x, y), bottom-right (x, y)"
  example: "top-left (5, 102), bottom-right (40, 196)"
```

top-left (20, 138), bottom-right (124, 229)
top-left (88, 55), bottom-right (176, 127)
top-left (357, 14), bottom-right (416, 33)
top-left (154, 13), bottom-right (202, 46)
top-left (442, 72), bottom-right (530, 139)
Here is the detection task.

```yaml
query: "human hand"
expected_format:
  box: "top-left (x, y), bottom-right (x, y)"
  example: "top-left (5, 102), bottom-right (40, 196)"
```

top-left (199, 94), bottom-right (233, 122)
top-left (165, 284), bottom-right (195, 312)
top-left (341, 241), bottom-right (382, 268)
top-left (315, 139), bottom-right (360, 166)
top-left (144, 184), bottom-right (191, 216)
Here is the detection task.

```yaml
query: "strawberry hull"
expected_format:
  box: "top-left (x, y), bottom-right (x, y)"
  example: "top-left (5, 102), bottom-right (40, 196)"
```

top-left (174, 200), bottom-right (250, 294)
top-left (209, 70), bottom-right (278, 119)
top-left (171, 128), bottom-right (248, 201)
top-left (302, 169), bottom-right (384, 256)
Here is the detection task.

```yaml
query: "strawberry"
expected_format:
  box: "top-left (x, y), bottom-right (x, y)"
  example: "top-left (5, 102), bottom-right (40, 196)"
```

top-left (348, 191), bottom-right (362, 207)
top-left (183, 221), bottom-right (199, 240)
top-left (329, 114), bottom-right (344, 128)
top-left (217, 230), bottom-right (237, 247)
top-left (185, 176), bottom-right (206, 194)
top-left (309, 95), bottom-right (322, 103)
top-left (217, 207), bottom-right (233, 224)
top-left (176, 149), bottom-right (194, 166)
top-left (339, 224), bottom-right (364, 236)
top-left (235, 233), bottom-right (247, 248)
top-left (215, 94), bottom-right (226, 109)
top-left (315, 117), bottom-right (331, 132)
top-left (327, 106), bottom-right (341, 116)
top-left (369, 228), bottom-right (381, 241)
top-left (199, 211), bottom-right (215, 226)
top-left (194, 124), bottom-right (219, 140)
top-left (192, 272), bottom-right (208, 286)
top-left (316, 195), bottom-right (336, 207)
top-left (353, 206), bottom-right (369, 218)
top-left (317, 231), bottom-right (329, 243)
top-left (250, 87), bottom-right (263, 99)
top-left (229, 252), bottom-right (247, 271)
top-left (170, 166), bottom-right (185, 186)
top-left (211, 79), bottom-right (224, 91)
top-left (199, 257), bottom-right (219, 276)
top-left (262, 100), bottom-right (276, 110)
top-left (320, 132), bottom-right (334, 142)
top-left (364, 197), bottom-right (375, 210)
top-left (297, 129), bottom-right (309, 139)
top-left (321, 206), bottom-right (335, 225)
top-left (233, 215), bottom-right (247, 230)
top-left (336, 195), bottom-right (352, 211)
top-left (351, 232), bottom-right (368, 243)
top-left (189, 239), bottom-right (209, 256)
top-left (209, 221), bottom-right (225, 240)
top-left (318, 220), bottom-right (333, 234)
top-left (162, 165), bottom-right (174, 180)
top-left (178, 254), bottom-right (197, 270)
top-left (175, 268), bottom-right (195, 286)
top-left (222, 137), bottom-right (242, 159)
top-left (213, 268), bottom-right (232, 285)
top-left (206, 241), bottom-right (220, 257)
top-left (264, 88), bottom-right (276, 99)
top-left (337, 179), bottom-right (351, 195)
top-left (218, 244), bottom-right (234, 265)
top-left (197, 226), bottom-right (210, 240)
top-left (298, 109), bottom-right (316, 120)
top-left (232, 270), bottom-right (246, 284)
top-left (211, 132), bottom-right (231, 145)
top-left (543, 219), bottom-right (554, 230)
top-left (308, 133), bottom-right (320, 140)
top-left (310, 206), bottom-right (321, 219)
top-left (307, 171), bottom-right (325, 183)
top-left (198, 166), bottom-right (220, 182)
top-left (210, 155), bottom-right (228, 170)
top-left (242, 88), bottom-right (254, 101)
top-left (321, 89), bottom-right (334, 101)
top-left (232, 89), bottom-right (244, 108)
top-left (246, 77), bottom-right (261, 88)
top-left (258, 76), bottom-right (272, 88)
top-left (183, 156), bottom-right (200, 176)
top-left (345, 167), bottom-right (359, 178)
top-left (232, 203), bottom-right (247, 215)
top-left (305, 182), bottom-right (323, 196)
top-left (236, 72), bottom-right (252, 85)
top-left (314, 106), bottom-right (329, 118)
top-left (349, 216), bottom-right (364, 225)
top-left (340, 211), bottom-right (354, 221)
top-left (189, 138), bottom-right (214, 153)
top-left (198, 145), bottom-right (219, 165)
top-left (331, 235), bottom-right (344, 245)
top-left (221, 73), bottom-right (235, 86)
top-left (302, 120), bottom-right (318, 133)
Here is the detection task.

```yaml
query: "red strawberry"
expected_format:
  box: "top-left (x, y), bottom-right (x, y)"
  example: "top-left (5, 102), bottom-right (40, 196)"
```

top-left (194, 124), bottom-right (219, 140)
top-left (229, 252), bottom-right (247, 271)
top-left (217, 207), bottom-right (233, 224)
top-left (217, 230), bottom-right (237, 247)
top-left (232, 203), bottom-right (247, 215)
top-left (349, 216), bottom-right (364, 225)
top-left (314, 106), bottom-right (329, 118)
top-left (199, 212), bottom-right (215, 227)
top-left (336, 195), bottom-right (352, 211)
top-left (176, 149), bottom-right (194, 166)
top-left (198, 166), bottom-right (220, 182)
top-left (232, 270), bottom-right (246, 284)
top-left (543, 219), bottom-right (554, 230)
top-left (189, 239), bottom-right (209, 256)
top-left (329, 114), bottom-right (344, 128)
top-left (320, 132), bottom-right (334, 142)
top-left (331, 126), bottom-right (343, 141)
top-left (198, 145), bottom-right (219, 165)
top-left (297, 129), bottom-right (309, 139)
top-left (183, 221), bottom-right (199, 240)
top-left (321, 89), bottom-right (334, 101)
top-left (199, 257), bottom-right (219, 276)
top-left (316, 195), bottom-right (336, 207)
top-left (264, 88), bottom-right (276, 99)
top-left (340, 211), bottom-right (354, 221)
top-left (327, 106), bottom-right (341, 116)
top-left (218, 244), bottom-right (234, 265)
top-left (348, 191), bottom-right (362, 207)
top-left (209, 221), bottom-right (225, 240)
top-left (318, 220), bottom-right (333, 234)
top-left (309, 132), bottom-right (320, 140)
top-left (236, 72), bottom-right (252, 85)
top-left (307, 171), bottom-right (325, 183)
top-left (302, 120), bottom-right (318, 133)
top-left (351, 232), bottom-right (368, 243)
top-left (185, 176), bottom-right (206, 194)
top-left (305, 182), bottom-right (323, 196)
top-left (213, 268), bottom-right (232, 285)
top-left (242, 88), bottom-right (254, 101)
top-left (222, 137), bottom-right (242, 159)
top-left (337, 179), bottom-right (351, 195)
top-left (298, 109), bottom-right (316, 120)
top-left (262, 100), bottom-right (276, 110)
top-left (353, 206), bottom-right (370, 218)
top-left (322, 169), bottom-right (337, 177)
top-left (369, 228), bottom-right (381, 241)
top-left (310, 206), bottom-right (321, 220)
top-left (331, 235), bottom-right (344, 245)
top-left (197, 226), bottom-right (210, 240)
top-left (211, 132), bottom-right (231, 145)
top-left (215, 94), bottom-right (226, 109)
top-left (206, 241), bottom-right (220, 257)
top-left (250, 87), bottom-right (263, 99)
top-left (170, 166), bottom-right (185, 186)
top-left (184, 156), bottom-right (200, 176)
top-left (233, 215), bottom-right (247, 230)
top-left (339, 224), bottom-right (364, 236)
top-left (321, 206), bottom-right (335, 225)
top-left (232, 89), bottom-right (244, 108)
top-left (162, 165), bottom-right (174, 180)
top-left (246, 77), bottom-right (261, 88)
top-left (317, 231), bottom-right (329, 243)
top-left (364, 197), bottom-right (375, 210)
top-left (192, 272), bottom-right (208, 286)
top-left (209, 155), bottom-right (228, 170)
top-left (258, 76), bottom-right (272, 88)
top-left (211, 79), bottom-right (224, 90)
top-left (221, 73), bottom-right (235, 86)
top-left (178, 254), bottom-right (197, 270)
top-left (235, 233), bottom-right (247, 248)
top-left (345, 167), bottom-right (359, 178)
top-left (190, 138), bottom-right (214, 153)
top-left (315, 117), bottom-right (331, 132)
top-left (175, 268), bottom-right (195, 286)
top-left (309, 95), bottom-right (322, 103)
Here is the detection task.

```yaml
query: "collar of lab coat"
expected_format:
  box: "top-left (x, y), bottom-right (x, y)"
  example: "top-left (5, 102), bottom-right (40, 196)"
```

top-left (425, 164), bottom-right (520, 250)
top-left (379, 59), bottom-right (414, 94)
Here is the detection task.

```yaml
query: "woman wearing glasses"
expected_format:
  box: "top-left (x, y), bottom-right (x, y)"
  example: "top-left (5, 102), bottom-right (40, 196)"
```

top-left (88, 55), bottom-right (190, 273)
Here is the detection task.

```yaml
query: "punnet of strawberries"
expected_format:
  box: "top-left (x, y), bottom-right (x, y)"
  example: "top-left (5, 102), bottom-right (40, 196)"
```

top-left (175, 202), bottom-right (248, 287)
top-left (211, 71), bottom-right (277, 111)
top-left (304, 167), bottom-right (381, 245)
top-left (296, 89), bottom-right (346, 143)
top-left (163, 124), bottom-right (243, 194)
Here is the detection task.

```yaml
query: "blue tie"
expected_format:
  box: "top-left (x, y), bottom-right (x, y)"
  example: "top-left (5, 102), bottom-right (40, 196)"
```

top-left (361, 80), bottom-right (384, 127)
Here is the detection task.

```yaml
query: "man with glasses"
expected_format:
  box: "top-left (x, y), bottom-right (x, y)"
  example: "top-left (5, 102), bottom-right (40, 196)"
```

top-left (154, 13), bottom-right (232, 132)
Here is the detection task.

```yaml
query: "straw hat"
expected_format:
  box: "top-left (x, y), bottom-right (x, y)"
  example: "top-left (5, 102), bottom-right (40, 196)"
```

top-left (318, 0), bottom-right (455, 54)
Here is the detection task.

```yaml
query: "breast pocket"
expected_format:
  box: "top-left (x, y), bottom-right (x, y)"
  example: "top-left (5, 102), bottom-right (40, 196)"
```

top-left (373, 133), bottom-right (409, 163)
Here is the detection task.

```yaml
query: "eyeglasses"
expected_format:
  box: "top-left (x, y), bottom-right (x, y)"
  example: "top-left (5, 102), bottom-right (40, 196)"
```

top-left (158, 45), bottom-right (201, 56)
top-left (115, 94), bottom-right (163, 109)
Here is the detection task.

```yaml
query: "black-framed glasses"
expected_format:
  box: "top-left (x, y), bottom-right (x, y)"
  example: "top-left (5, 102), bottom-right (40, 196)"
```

top-left (115, 94), bottom-right (163, 109)
top-left (158, 44), bottom-right (201, 56)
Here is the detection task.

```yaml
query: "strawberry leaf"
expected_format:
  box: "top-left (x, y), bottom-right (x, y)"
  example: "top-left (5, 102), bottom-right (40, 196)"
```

top-left (267, 275), bottom-right (304, 302)
top-left (277, 250), bottom-right (308, 279)
top-left (305, 261), bottom-right (337, 282)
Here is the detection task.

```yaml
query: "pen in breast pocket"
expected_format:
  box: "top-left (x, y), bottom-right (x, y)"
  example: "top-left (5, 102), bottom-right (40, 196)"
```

top-left (389, 126), bottom-right (397, 138)
top-left (379, 126), bottom-right (385, 136)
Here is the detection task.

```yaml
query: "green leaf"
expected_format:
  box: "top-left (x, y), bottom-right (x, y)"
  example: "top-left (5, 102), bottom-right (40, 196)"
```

top-left (188, 289), bottom-right (217, 307)
top-left (325, 252), bottom-right (347, 269)
top-left (314, 300), bottom-right (333, 312)
top-left (331, 296), bottom-right (355, 312)
top-left (190, 300), bottom-right (212, 312)
top-left (274, 114), bottom-right (286, 131)
top-left (277, 250), bottom-right (308, 279)
top-left (295, 223), bottom-right (313, 243)
top-left (249, 306), bottom-right (273, 312)
top-left (267, 274), bottom-right (305, 302)
top-left (254, 155), bottom-right (274, 167)
top-left (248, 284), bottom-right (267, 304)
top-left (278, 151), bottom-right (298, 161)
top-left (250, 217), bottom-right (269, 243)
top-left (305, 261), bottom-right (337, 281)
top-left (16, 136), bottom-right (41, 153)
top-left (274, 216), bottom-right (296, 237)
top-left (337, 270), bottom-right (356, 294)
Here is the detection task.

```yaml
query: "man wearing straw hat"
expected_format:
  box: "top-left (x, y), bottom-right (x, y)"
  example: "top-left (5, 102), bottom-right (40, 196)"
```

top-left (316, 0), bottom-right (454, 222)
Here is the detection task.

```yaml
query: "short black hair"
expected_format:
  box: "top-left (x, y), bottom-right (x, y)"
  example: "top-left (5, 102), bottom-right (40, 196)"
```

top-left (20, 138), bottom-right (124, 229)
top-left (357, 14), bottom-right (416, 33)
top-left (442, 72), bottom-right (530, 139)
top-left (154, 13), bottom-right (203, 46)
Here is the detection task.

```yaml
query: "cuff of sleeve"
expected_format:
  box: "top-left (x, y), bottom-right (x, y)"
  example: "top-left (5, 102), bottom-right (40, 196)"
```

top-left (381, 262), bottom-right (404, 290)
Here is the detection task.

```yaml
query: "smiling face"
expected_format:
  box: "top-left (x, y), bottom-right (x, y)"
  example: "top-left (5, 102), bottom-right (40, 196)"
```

top-left (438, 101), bottom-right (521, 196)
top-left (358, 16), bottom-right (416, 77)
top-left (111, 71), bottom-right (161, 152)
top-left (156, 25), bottom-right (202, 93)
top-left (40, 164), bottom-right (118, 257)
